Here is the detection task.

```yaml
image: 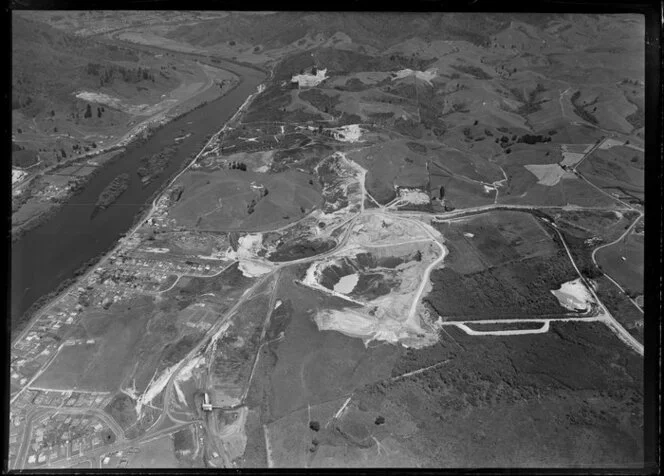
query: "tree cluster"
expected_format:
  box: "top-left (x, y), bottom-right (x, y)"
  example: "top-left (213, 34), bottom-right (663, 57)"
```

top-left (570, 91), bottom-right (599, 125)
top-left (517, 134), bottom-right (552, 145)
top-left (229, 161), bottom-right (247, 171)
top-left (86, 62), bottom-right (156, 86)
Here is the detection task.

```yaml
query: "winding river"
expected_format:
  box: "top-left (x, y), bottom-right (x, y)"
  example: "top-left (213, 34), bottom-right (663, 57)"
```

top-left (11, 58), bottom-right (265, 328)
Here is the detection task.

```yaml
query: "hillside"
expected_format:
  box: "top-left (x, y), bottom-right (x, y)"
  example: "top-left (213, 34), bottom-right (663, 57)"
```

top-left (11, 14), bottom-right (232, 169)
top-left (9, 11), bottom-right (648, 471)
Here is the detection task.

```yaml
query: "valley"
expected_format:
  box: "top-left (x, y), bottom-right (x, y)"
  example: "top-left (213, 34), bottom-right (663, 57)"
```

top-left (9, 11), bottom-right (650, 471)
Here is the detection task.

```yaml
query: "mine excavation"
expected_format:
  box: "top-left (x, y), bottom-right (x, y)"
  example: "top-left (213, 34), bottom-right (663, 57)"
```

top-left (11, 11), bottom-right (649, 471)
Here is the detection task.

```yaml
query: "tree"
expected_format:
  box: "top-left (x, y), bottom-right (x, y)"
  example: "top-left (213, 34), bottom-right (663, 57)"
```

top-left (50, 110), bottom-right (55, 117)
top-left (84, 104), bottom-right (92, 118)
top-left (309, 421), bottom-right (320, 431)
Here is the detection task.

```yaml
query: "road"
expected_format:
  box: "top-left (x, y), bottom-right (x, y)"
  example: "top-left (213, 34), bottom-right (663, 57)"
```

top-left (15, 406), bottom-right (128, 470)
top-left (11, 48), bottom-right (647, 470)
top-left (401, 215), bottom-right (448, 330)
top-left (550, 223), bottom-right (643, 356)
top-left (10, 70), bottom-right (271, 471)
top-left (570, 136), bottom-right (644, 313)
top-left (590, 211), bottom-right (644, 313)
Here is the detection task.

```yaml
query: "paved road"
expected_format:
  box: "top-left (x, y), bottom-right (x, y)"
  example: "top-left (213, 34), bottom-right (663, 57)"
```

top-left (550, 223), bottom-right (643, 356)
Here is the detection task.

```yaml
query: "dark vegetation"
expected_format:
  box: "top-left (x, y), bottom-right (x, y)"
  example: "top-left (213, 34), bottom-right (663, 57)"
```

top-left (167, 263), bottom-right (251, 311)
top-left (358, 321), bottom-right (642, 466)
top-left (557, 228), bottom-right (602, 280)
top-left (228, 161), bottom-right (248, 171)
top-left (161, 332), bottom-right (205, 366)
top-left (94, 173), bottom-right (130, 211)
top-left (11, 15), bottom-right (166, 119)
top-left (13, 149), bottom-right (40, 168)
top-left (394, 118), bottom-right (425, 139)
top-left (517, 133), bottom-right (552, 145)
top-left (169, 184), bottom-right (185, 203)
top-left (246, 187), bottom-right (270, 215)
top-left (495, 132), bottom-right (552, 150)
top-left (173, 428), bottom-right (195, 454)
top-left (594, 276), bottom-right (643, 343)
top-left (265, 299), bottom-right (292, 341)
top-left (336, 77), bottom-right (369, 92)
top-left (570, 90), bottom-right (599, 125)
top-left (405, 141), bottom-right (427, 154)
top-left (425, 254), bottom-right (578, 319)
top-left (210, 296), bottom-right (268, 390)
top-left (165, 12), bottom-right (524, 56)
top-left (105, 393), bottom-right (138, 430)
top-left (298, 89), bottom-right (340, 115)
top-left (269, 238), bottom-right (336, 262)
top-left (510, 83), bottom-right (547, 115)
top-left (137, 145), bottom-right (178, 184)
top-left (450, 63), bottom-right (492, 80)
top-left (624, 96), bottom-right (644, 130)
top-left (86, 62), bottom-right (157, 86)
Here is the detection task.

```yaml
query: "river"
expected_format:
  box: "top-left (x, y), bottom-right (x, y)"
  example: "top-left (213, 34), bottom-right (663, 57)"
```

top-left (11, 59), bottom-right (265, 329)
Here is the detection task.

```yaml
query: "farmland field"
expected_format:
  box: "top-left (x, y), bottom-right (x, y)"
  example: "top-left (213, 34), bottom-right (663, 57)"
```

top-left (10, 11), bottom-right (648, 471)
top-left (596, 226), bottom-right (644, 295)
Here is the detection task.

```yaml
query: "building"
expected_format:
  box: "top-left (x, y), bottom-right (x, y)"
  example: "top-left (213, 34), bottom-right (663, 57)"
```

top-left (202, 392), bottom-right (212, 412)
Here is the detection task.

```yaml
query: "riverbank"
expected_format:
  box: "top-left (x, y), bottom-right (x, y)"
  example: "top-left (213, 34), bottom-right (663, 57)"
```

top-left (12, 149), bottom-right (125, 242)
top-left (10, 81), bottom-right (239, 243)
top-left (11, 63), bottom-right (267, 340)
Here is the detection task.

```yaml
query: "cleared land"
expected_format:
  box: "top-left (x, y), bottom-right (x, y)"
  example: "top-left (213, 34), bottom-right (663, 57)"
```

top-left (11, 11), bottom-right (645, 471)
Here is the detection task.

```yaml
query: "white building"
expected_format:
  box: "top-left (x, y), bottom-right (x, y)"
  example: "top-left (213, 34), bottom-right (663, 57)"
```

top-left (202, 392), bottom-right (212, 412)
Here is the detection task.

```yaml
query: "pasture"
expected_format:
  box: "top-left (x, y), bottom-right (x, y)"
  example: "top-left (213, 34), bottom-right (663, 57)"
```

top-left (169, 169), bottom-right (322, 232)
top-left (596, 228), bottom-right (644, 295)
